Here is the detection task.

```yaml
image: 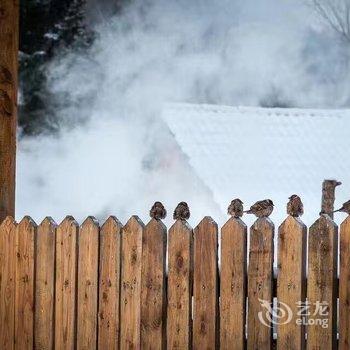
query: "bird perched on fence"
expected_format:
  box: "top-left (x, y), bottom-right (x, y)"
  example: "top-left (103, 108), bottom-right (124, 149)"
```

top-left (244, 199), bottom-right (274, 218)
top-left (173, 202), bottom-right (190, 221)
top-left (0, 89), bottom-right (12, 116)
top-left (150, 201), bottom-right (167, 220)
top-left (333, 200), bottom-right (350, 215)
top-left (227, 198), bottom-right (244, 218)
top-left (0, 65), bottom-right (13, 85)
top-left (287, 194), bottom-right (304, 217)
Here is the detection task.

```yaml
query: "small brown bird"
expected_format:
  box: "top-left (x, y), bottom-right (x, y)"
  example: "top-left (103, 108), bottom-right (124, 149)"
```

top-left (173, 202), bottom-right (190, 221)
top-left (287, 194), bottom-right (304, 217)
top-left (244, 199), bottom-right (274, 218)
top-left (0, 65), bottom-right (13, 85)
top-left (227, 198), bottom-right (244, 218)
top-left (333, 200), bottom-right (350, 215)
top-left (149, 201), bottom-right (167, 220)
top-left (0, 89), bottom-right (12, 116)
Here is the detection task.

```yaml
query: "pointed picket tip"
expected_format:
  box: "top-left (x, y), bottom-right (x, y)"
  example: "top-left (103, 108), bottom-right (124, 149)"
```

top-left (0, 215), bottom-right (17, 229)
top-left (252, 216), bottom-right (274, 231)
top-left (310, 214), bottom-right (337, 232)
top-left (39, 216), bottom-right (57, 228)
top-left (222, 216), bottom-right (247, 231)
top-left (81, 216), bottom-right (99, 229)
top-left (170, 218), bottom-right (192, 233)
top-left (18, 215), bottom-right (37, 228)
top-left (340, 214), bottom-right (350, 228)
top-left (123, 215), bottom-right (145, 231)
top-left (279, 215), bottom-right (306, 231)
top-left (101, 216), bottom-right (123, 231)
top-left (58, 215), bottom-right (79, 228)
top-left (196, 216), bottom-right (217, 228)
top-left (145, 217), bottom-right (167, 231)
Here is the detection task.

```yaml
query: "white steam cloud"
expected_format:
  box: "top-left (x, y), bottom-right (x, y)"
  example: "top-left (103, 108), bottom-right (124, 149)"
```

top-left (17, 0), bottom-right (350, 226)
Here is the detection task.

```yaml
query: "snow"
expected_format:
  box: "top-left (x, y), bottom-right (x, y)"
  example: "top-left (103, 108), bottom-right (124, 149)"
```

top-left (163, 103), bottom-right (350, 226)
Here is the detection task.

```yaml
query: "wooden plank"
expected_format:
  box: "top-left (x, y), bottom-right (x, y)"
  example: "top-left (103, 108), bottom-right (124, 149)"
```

top-left (98, 216), bottom-right (122, 350)
top-left (247, 217), bottom-right (274, 350)
top-left (338, 215), bottom-right (350, 349)
top-left (55, 216), bottom-right (78, 350)
top-left (35, 217), bottom-right (56, 350)
top-left (0, 0), bottom-right (19, 222)
top-left (0, 216), bottom-right (16, 350)
top-left (307, 215), bottom-right (338, 349)
top-left (220, 217), bottom-right (247, 350)
top-left (193, 216), bottom-right (219, 350)
top-left (77, 217), bottom-right (99, 350)
top-left (120, 216), bottom-right (144, 349)
top-left (141, 218), bottom-right (167, 349)
top-left (167, 219), bottom-right (193, 350)
top-left (15, 216), bottom-right (36, 350)
top-left (277, 216), bottom-right (306, 350)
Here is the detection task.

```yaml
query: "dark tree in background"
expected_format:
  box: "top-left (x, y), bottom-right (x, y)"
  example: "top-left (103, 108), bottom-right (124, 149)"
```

top-left (19, 0), bottom-right (95, 135)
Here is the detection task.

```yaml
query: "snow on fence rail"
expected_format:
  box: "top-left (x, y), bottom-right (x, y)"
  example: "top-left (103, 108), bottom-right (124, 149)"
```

top-left (0, 213), bottom-right (349, 349)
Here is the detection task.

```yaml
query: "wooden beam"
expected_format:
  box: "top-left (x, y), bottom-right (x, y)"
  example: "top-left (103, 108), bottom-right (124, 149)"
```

top-left (0, 0), bottom-right (19, 222)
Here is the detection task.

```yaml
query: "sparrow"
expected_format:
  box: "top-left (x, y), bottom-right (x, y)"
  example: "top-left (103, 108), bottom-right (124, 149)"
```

top-left (227, 198), bottom-right (244, 218)
top-left (0, 65), bottom-right (13, 85)
top-left (149, 201), bottom-right (167, 220)
top-left (287, 194), bottom-right (304, 217)
top-left (173, 202), bottom-right (190, 221)
top-left (0, 89), bottom-right (12, 116)
top-left (244, 199), bottom-right (274, 218)
top-left (333, 200), bottom-right (350, 215)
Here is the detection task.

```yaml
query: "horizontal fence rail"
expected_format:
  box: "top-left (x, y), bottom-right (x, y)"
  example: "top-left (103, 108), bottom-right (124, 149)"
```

top-left (0, 213), bottom-right (349, 349)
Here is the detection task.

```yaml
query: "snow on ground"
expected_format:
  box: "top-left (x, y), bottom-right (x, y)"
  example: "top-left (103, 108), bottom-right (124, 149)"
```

top-left (163, 103), bottom-right (350, 226)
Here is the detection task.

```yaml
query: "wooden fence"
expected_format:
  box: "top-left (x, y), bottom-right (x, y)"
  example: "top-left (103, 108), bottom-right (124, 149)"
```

top-left (0, 213), bottom-right (349, 349)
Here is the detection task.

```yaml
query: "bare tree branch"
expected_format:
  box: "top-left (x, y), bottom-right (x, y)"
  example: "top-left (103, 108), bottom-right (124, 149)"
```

top-left (310, 0), bottom-right (350, 42)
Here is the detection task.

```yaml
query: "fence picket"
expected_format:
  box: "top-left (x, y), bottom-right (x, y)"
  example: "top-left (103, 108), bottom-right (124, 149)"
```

top-left (193, 217), bottom-right (219, 349)
top-left (98, 216), bottom-right (122, 350)
top-left (338, 215), bottom-right (350, 349)
top-left (277, 216), bottom-right (306, 350)
top-left (35, 217), bottom-right (56, 350)
top-left (15, 216), bottom-right (36, 350)
top-left (167, 219), bottom-right (193, 350)
top-left (77, 217), bottom-right (99, 349)
top-left (0, 217), bottom-right (17, 350)
top-left (307, 215), bottom-right (338, 349)
top-left (120, 216), bottom-right (144, 349)
top-left (220, 217), bottom-right (247, 350)
top-left (247, 217), bottom-right (274, 350)
top-left (55, 216), bottom-right (78, 350)
top-left (141, 218), bottom-right (167, 349)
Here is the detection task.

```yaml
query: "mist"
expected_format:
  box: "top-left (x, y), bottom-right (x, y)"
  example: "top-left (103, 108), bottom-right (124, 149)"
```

top-left (17, 0), bottom-right (350, 226)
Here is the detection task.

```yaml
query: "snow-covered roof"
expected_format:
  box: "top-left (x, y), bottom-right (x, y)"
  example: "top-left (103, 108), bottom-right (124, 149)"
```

top-left (163, 103), bottom-right (350, 225)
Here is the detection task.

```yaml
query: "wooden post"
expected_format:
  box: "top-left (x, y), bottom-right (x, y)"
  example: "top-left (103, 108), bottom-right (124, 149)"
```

top-left (0, 0), bottom-right (19, 222)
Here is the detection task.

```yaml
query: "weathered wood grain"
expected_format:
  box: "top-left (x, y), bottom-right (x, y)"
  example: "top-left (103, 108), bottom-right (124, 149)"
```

top-left (277, 216), bottom-right (306, 350)
top-left (141, 218), bottom-right (167, 349)
top-left (220, 217), bottom-right (247, 350)
top-left (120, 216), bottom-right (144, 349)
top-left (307, 215), bottom-right (338, 350)
top-left (15, 216), bottom-right (36, 350)
top-left (55, 216), bottom-right (78, 350)
top-left (98, 216), bottom-right (122, 350)
top-left (247, 217), bottom-right (274, 350)
top-left (77, 217), bottom-right (99, 350)
top-left (35, 217), bottom-right (56, 350)
top-left (193, 216), bottom-right (219, 350)
top-left (0, 0), bottom-right (19, 222)
top-left (0, 216), bottom-right (16, 350)
top-left (339, 215), bottom-right (350, 349)
top-left (167, 219), bottom-right (193, 350)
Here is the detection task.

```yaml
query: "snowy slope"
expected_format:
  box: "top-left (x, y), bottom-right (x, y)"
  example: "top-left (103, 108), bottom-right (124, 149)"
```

top-left (163, 103), bottom-right (350, 225)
